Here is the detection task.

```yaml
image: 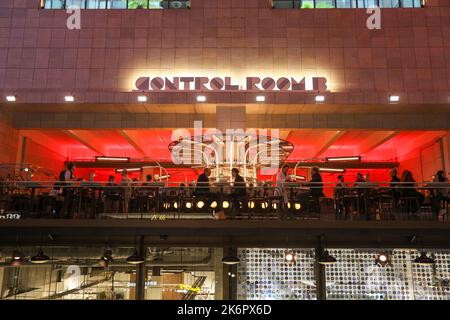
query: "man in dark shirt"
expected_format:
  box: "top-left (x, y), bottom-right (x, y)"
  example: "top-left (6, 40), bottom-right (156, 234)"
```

top-left (194, 168), bottom-right (211, 196)
top-left (390, 168), bottom-right (401, 200)
top-left (231, 168), bottom-right (246, 197)
top-left (309, 167), bottom-right (324, 197)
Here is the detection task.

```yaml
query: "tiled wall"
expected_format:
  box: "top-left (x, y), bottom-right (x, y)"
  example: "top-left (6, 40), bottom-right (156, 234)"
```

top-left (0, 108), bottom-right (18, 163)
top-left (0, 0), bottom-right (449, 105)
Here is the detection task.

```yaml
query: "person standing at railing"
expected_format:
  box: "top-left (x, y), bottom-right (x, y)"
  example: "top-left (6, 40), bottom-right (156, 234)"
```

top-left (334, 175), bottom-right (349, 219)
top-left (230, 168), bottom-right (247, 216)
top-left (120, 169), bottom-right (132, 217)
top-left (275, 164), bottom-right (291, 204)
top-left (431, 170), bottom-right (449, 220)
top-left (105, 175), bottom-right (120, 214)
top-left (59, 163), bottom-right (77, 219)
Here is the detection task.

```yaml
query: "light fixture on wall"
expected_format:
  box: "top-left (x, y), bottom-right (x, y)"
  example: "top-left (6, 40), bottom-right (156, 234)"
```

top-left (137, 95), bottom-right (147, 102)
top-left (197, 95), bottom-right (206, 102)
top-left (256, 95), bottom-right (265, 102)
top-left (6, 95), bottom-right (16, 102)
top-left (389, 95), bottom-right (400, 103)
top-left (315, 95), bottom-right (325, 102)
top-left (64, 95), bottom-right (75, 102)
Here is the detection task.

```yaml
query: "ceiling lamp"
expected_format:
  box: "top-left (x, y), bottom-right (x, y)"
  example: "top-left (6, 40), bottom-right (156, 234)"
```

top-left (96, 156), bottom-right (130, 162)
top-left (256, 95), bottom-right (265, 102)
top-left (326, 156), bottom-right (361, 162)
top-left (64, 95), bottom-right (74, 102)
top-left (222, 255), bottom-right (240, 265)
top-left (11, 250), bottom-right (25, 266)
top-left (126, 249), bottom-right (145, 265)
top-left (413, 252), bottom-right (434, 266)
top-left (318, 250), bottom-right (337, 265)
top-left (6, 95), bottom-right (16, 102)
top-left (197, 95), bottom-right (206, 102)
top-left (99, 249), bottom-right (113, 267)
top-left (30, 249), bottom-right (50, 264)
top-left (284, 250), bottom-right (297, 265)
top-left (374, 252), bottom-right (392, 267)
top-left (319, 168), bottom-right (346, 173)
top-left (222, 241), bottom-right (240, 265)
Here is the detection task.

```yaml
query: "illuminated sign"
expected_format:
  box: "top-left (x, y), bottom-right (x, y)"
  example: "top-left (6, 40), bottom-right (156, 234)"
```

top-left (134, 76), bottom-right (328, 92)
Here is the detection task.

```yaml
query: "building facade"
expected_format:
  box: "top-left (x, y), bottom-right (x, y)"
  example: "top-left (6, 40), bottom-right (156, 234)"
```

top-left (0, 0), bottom-right (450, 300)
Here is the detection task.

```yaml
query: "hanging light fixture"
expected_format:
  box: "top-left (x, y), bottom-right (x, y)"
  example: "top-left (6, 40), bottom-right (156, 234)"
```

top-left (126, 249), bottom-right (145, 265)
top-left (222, 239), bottom-right (240, 265)
top-left (127, 236), bottom-right (145, 265)
top-left (318, 250), bottom-right (337, 265)
top-left (30, 248), bottom-right (50, 264)
top-left (11, 250), bottom-right (25, 266)
top-left (413, 252), bottom-right (434, 266)
top-left (318, 234), bottom-right (337, 265)
top-left (284, 250), bottom-right (297, 265)
top-left (374, 252), bottom-right (392, 267)
top-left (99, 249), bottom-right (113, 268)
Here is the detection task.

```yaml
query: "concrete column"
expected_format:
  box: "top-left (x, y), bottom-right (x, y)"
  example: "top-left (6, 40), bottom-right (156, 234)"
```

top-left (314, 239), bottom-right (327, 300)
top-left (135, 235), bottom-right (146, 300)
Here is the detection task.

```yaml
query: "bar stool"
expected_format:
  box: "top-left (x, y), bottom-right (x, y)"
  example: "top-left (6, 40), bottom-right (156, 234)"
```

top-left (398, 196), bottom-right (420, 220)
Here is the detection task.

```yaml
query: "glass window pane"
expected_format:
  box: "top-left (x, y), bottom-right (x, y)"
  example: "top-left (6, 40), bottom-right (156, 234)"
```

top-left (149, 0), bottom-right (163, 8)
top-left (316, 0), bottom-right (335, 8)
top-left (108, 0), bottom-right (127, 8)
top-left (128, 0), bottom-right (149, 8)
top-left (300, 0), bottom-right (314, 8)
top-left (366, 0), bottom-right (378, 7)
top-left (46, 0), bottom-right (65, 8)
top-left (66, 0), bottom-right (86, 8)
top-left (336, 0), bottom-right (352, 8)
top-left (86, 0), bottom-right (108, 9)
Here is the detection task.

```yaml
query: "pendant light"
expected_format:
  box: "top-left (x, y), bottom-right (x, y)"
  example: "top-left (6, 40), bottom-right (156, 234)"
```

top-left (127, 236), bottom-right (145, 265)
top-left (318, 234), bottom-right (337, 265)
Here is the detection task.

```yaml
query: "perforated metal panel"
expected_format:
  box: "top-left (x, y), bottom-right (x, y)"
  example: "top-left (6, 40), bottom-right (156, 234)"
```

top-left (237, 248), bottom-right (316, 300)
top-left (237, 248), bottom-right (450, 300)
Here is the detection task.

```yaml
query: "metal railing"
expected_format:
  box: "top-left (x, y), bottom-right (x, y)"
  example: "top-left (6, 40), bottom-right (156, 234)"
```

top-left (0, 180), bottom-right (449, 221)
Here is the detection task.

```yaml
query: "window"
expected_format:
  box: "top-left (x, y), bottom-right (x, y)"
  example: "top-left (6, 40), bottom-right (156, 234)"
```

top-left (41, 0), bottom-right (191, 9)
top-left (272, 0), bottom-right (423, 8)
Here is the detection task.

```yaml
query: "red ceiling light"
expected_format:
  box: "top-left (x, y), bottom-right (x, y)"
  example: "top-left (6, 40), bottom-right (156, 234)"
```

top-left (95, 156), bottom-right (130, 162)
top-left (326, 156), bottom-right (361, 162)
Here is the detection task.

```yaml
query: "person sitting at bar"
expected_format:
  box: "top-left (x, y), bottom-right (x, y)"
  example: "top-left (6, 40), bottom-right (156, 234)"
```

top-left (354, 172), bottom-right (366, 187)
top-left (390, 168), bottom-right (401, 200)
top-left (298, 167), bottom-right (324, 213)
top-left (400, 170), bottom-right (423, 214)
top-left (431, 170), bottom-right (449, 220)
top-left (194, 168), bottom-right (212, 196)
top-left (230, 168), bottom-right (247, 216)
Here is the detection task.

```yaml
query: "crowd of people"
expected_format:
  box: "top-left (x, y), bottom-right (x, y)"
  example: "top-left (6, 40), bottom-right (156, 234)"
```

top-left (1, 162), bottom-right (449, 220)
